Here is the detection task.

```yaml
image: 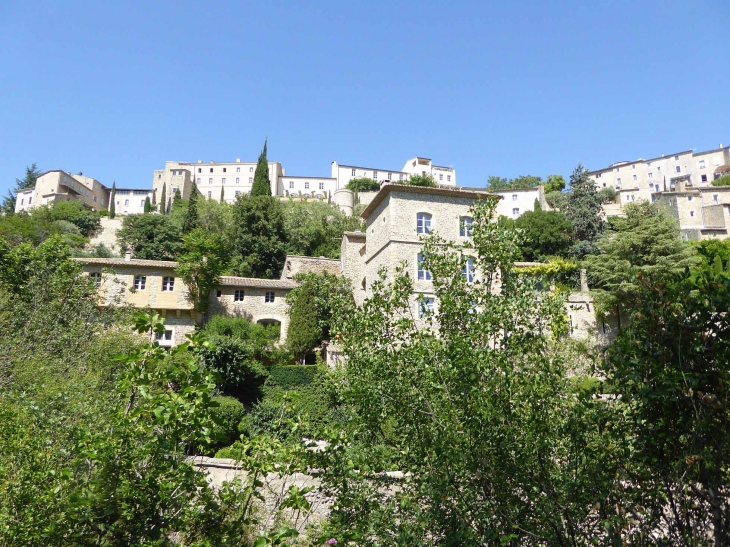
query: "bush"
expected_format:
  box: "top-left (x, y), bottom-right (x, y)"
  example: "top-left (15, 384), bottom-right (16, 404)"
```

top-left (346, 177), bottom-right (380, 192)
top-left (598, 187), bottom-right (617, 203)
top-left (711, 174), bottom-right (730, 186)
top-left (209, 396), bottom-right (246, 448)
top-left (198, 335), bottom-right (269, 404)
top-left (545, 191), bottom-right (569, 211)
top-left (405, 174), bottom-right (437, 187)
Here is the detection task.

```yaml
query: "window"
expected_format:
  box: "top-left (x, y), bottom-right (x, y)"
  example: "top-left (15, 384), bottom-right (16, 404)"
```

top-left (20, 198), bottom-right (24, 205)
top-left (162, 276), bottom-right (175, 291)
top-left (632, 164), bottom-right (636, 170)
top-left (305, 182), bottom-right (310, 189)
top-left (89, 272), bottom-right (101, 287)
top-left (418, 297), bottom-right (434, 318)
top-left (209, 178), bottom-right (213, 184)
top-left (93, 196), bottom-right (97, 202)
top-left (140, 199), bottom-right (145, 206)
top-left (701, 174), bottom-right (708, 182)
top-left (439, 174), bottom-right (443, 181)
top-left (124, 199), bottom-right (130, 206)
top-left (265, 291), bottom-right (275, 303)
top-left (222, 178), bottom-right (226, 184)
top-left (416, 213), bottom-right (432, 234)
top-left (633, 174), bottom-right (637, 181)
top-left (512, 194), bottom-right (518, 201)
top-left (216, 290), bottom-right (222, 298)
top-left (655, 184), bottom-right (660, 192)
top-left (207, 191), bottom-right (211, 198)
top-left (460, 216), bottom-right (473, 237)
top-left (236, 177), bottom-right (240, 183)
top-left (617, 178), bottom-right (621, 184)
top-left (657, 166), bottom-right (661, 171)
top-left (447, 175), bottom-right (451, 182)
top-left (236, 167), bottom-right (240, 172)
top-left (688, 196), bottom-right (693, 202)
top-left (234, 290), bottom-right (244, 302)
top-left (156, 329), bottom-right (173, 345)
top-left (463, 258), bottom-right (476, 283)
top-left (223, 168), bottom-right (227, 173)
top-left (319, 182), bottom-right (324, 190)
top-left (512, 208), bottom-right (520, 216)
top-left (197, 177), bottom-right (201, 183)
top-left (399, 174), bottom-right (404, 181)
top-left (28, 197), bottom-right (32, 204)
top-left (351, 169), bottom-right (356, 176)
top-left (676, 166), bottom-right (681, 173)
top-left (373, 171), bottom-right (378, 180)
top-left (648, 172), bottom-right (653, 179)
top-left (690, 211), bottom-right (695, 217)
top-left (699, 160), bottom-right (706, 169)
top-left (198, 168), bottom-right (201, 173)
top-left (417, 253), bottom-right (432, 281)
top-left (235, 191), bottom-right (241, 196)
top-left (133, 275), bottom-right (146, 290)
top-left (289, 181), bottom-right (294, 189)
top-left (210, 168), bottom-right (214, 173)
top-left (250, 167), bottom-right (254, 172)
top-left (615, 167), bottom-right (619, 172)
top-left (249, 177), bottom-right (253, 183)
top-left (388, 173), bottom-right (392, 180)
top-left (674, 155), bottom-right (679, 161)
top-left (714, 194), bottom-right (719, 203)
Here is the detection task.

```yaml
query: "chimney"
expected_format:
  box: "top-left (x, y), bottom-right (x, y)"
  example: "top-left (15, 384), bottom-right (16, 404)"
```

top-left (124, 248), bottom-right (132, 262)
top-left (236, 158), bottom-right (241, 162)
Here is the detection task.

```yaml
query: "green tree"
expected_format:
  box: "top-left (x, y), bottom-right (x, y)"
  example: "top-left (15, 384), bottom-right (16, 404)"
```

top-left (584, 200), bottom-right (698, 321)
top-left (182, 181), bottom-right (200, 233)
top-left (251, 139), bottom-right (271, 196)
top-left (711, 173), bottom-right (730, 186)
top-left (345, 177), bottom-right (380, 192)
top-left (34, 200), bottom-right (102, 236)
top-left (543, 174), bottom-right (566, 193)
top-left (315, 199), bottom-right (619, 544)
top-left (486, 174), bottom-right (543, 191)
top-left (286, 272), bottom-right (353, 361)
top-left (282, 199), bottom-right (364, 258)
top-left (597, 186), bottom-right (617, 203)
top-left (406, 173), bottom-right (437, 187)
top-left (143, 196), bottom-right (152, 213)
top-left (545, 190), bottom-right (569, 211)
top-left (109, 181), bottom-right (116, 218)
top-left (602, 267), bottom-right (730, 544)
top-left (220, 185), bottom-right (225, 203)
top-left (172, 188), bottom-right (181, 209)
top-left (1, 163), bottom-right (41, 215)
top-left (175, 228), bottom-right (229, 313)
top-left (159, 182), bottom-right (167, 214)
top-left (514, 209), bottom-right (574, 260)
top-left (117, 214), bottom-right (182, 260)
top-left (564, 164), bottom-right (603, 256)
top-left (230, 195), bottom-right (288, 278)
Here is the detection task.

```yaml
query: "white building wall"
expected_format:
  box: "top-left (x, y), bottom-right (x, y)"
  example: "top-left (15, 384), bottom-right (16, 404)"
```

top-left (114, 189), bottom-right (156, 215)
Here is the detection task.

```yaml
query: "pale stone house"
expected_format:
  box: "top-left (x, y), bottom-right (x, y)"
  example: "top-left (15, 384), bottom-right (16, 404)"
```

top-left (16, 171), bottom-right (109, 213)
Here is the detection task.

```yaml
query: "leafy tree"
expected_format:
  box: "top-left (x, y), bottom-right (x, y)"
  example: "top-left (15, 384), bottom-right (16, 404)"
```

top-left (543, 174), bottom-right (566, 193)
top-left (230, 195), bottom-right (288, 278)
top-left (584, 200), bottom-right (698, 321)
top-left (117, 214), bottom-right (182, 260)
top-left (175, 228), bottom-right (229, 312)
top-left (182, 181), bottom-right (200, 233)
top-left (514, 209), bottom-right (574, 260)
top-left (251, 139), bottom-right (271, 197)
top-left (282, 199), bottom-right (364, 258)
top-left (711, 173), bottom-right (730, 186)
top-left (694, 238), bottom-right (730, 267)
top-left (545, 190), bottom-right (569, 211)
top-left (286, 272), bottom-right (353, 362)
top-left (597, 186), bottom-right (617, 203)
top-left (406, 173), bottom-right (437, 187)
top-left (315, 199), bottom-right (619, 544)
top-left (34, 200), bottom-right (101, 236)
top-left (1, 163), bottom-right (41, 214)
top-left (564, 164), bottom-right (604, 255)
top-left (159, 182), bottom-right (167, 214)
top-left (109, 181), bottom-right (116, 218)
top-left (486, 175), bottom-right (510, 190)
top-left (486, 174), bottom-right (543, 191)
top-left (602, 267), bottom-right (730, 544)
top-left (345, 177), bottom-right (380, 192)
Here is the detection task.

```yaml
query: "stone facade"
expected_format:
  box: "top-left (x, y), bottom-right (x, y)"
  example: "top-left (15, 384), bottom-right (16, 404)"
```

top-left (656, 185), bottom-right (730, 241)
top-left (88, 217), bottom-right (123, 253)
top-left (16, 171), bottom-right (109, 213)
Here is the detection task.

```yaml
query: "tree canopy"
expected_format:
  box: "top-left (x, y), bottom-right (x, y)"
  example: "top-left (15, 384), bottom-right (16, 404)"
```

top-left (2, 163), bottom-right (41, 215)
top-left (230, 195), bottom-right (288, 278)
top-left (564, 164), bottom-right (604, 257)
top-left (345, 177), bottom-right (380, 192)
top-left (514, 209), bottom-right (574, 260)
top-left (117, 214), bottom-right (182, 260)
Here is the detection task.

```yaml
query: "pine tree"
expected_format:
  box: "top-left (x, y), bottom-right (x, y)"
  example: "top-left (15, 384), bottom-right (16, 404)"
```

top-left (109, 182), bottom-right (116, 218)
top-left (159, 183), bottom-right (167, 215)
top-left (564, 164), bottom-right (604, 258)
top-left (250, 139), bottom-right (271, 196)
top-left (182, 182), bottom-right (199, 234)
top-left (144, 196), bottom-right (152, 214)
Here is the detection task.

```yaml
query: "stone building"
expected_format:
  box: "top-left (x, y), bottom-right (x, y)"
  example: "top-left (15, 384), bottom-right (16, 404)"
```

top-left (16, 171), bottom-right (110, 213)
top-left (331, 156), bottom-right (457, 189)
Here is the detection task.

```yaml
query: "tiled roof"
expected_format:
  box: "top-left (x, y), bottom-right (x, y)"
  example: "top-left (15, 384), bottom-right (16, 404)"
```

top-left (218, 276), bottom-right (297, 289)
top-left (72, 257), bottom-right (179, 268)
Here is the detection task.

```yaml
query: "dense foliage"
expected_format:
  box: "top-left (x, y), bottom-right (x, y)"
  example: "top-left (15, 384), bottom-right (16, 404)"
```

top-left (345, 177), bottom-right (380, 192)
top-left (176, 228), bottom-right (229, 312)
top-left (513, 208), bottom-right (574, 261)
top-left (230, 195), bottom-right (289, 278)
top-left (117, 213), bottom-right (183, 260)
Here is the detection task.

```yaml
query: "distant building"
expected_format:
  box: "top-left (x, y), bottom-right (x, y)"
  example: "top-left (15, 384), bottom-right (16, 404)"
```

top-left (331, 157), bottom-right (456, 189)
top-left (490, 186), bottom-right (548, 219)
top-left (15, 171), bottom-right (109, 213)
top-left (587, 144), bottom-right (730, 239)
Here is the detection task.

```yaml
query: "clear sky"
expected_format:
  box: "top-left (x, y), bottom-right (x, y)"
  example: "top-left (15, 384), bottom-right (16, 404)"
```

top-left (1, 0), bottom-right (728, 196)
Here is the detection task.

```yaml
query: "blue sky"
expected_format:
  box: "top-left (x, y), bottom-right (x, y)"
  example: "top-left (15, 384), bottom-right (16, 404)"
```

top-left (1, 0), bottom-right (728, 195)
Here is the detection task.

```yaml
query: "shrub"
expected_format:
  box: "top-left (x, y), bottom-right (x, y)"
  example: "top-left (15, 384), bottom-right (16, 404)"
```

top-left (405, 174), bottom-right (437, 187)
top-left (545, 190), bottom-right (569, 211)
top-left (598, 187), bottom-right (617, 203)
top-left (209, 396), bottom-right (246, 448)
top-left (711, 173), bottom-right (730, 186)
top-left (345, 177), bottom-right (380, 192)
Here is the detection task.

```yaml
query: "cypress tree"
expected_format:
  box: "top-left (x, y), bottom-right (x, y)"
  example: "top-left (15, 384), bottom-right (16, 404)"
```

top-left (159, 183), bottom-right (167, 215)
top-left (109, 182), bottom-right (116, 218)
top-left (182, 182), bottom-right (199, 233)
top-left (286, 282), bottom-right (322, 363)
top-left (220, 185), bottom-right (225, 203)
top-left (172, 188), bottom-right (182, 210)
top-left (250, 139), bottom-right (271, 196)
top-left (143, 196), bottom-right (151, 213)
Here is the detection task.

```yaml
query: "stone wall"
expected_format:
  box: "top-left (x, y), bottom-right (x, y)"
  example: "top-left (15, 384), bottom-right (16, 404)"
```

top-left (89, 217), bottom-right (123, 253)
top-left (280, 256), bottom-right (340, 281)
